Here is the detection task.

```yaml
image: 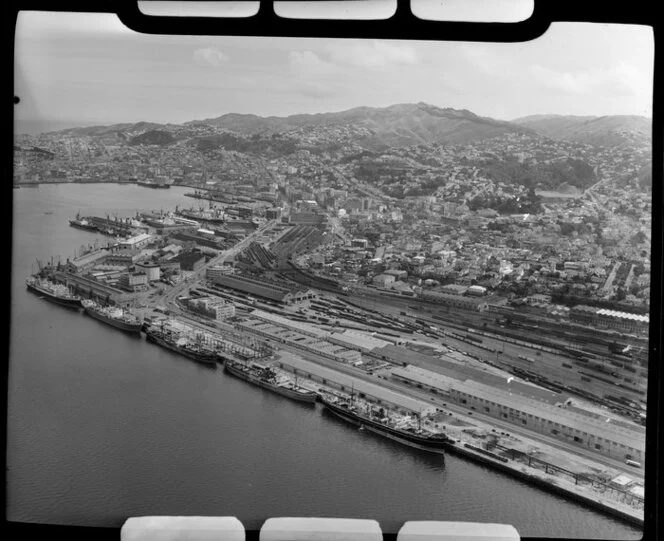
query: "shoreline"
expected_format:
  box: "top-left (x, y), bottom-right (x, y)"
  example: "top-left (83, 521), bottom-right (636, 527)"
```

top-left (13, 181), bottom-right (202, 189)
top-left (439, 439), bottom-right (643, 527)
top-left (27, 269), bottom-right (646, 530)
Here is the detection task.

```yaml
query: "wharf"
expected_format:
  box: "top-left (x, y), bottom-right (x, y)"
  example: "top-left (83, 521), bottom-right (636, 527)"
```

top-left (275, 352), bottom-right (444, 416)
top-left (52, 271), bottom-right (135, 304)
top-left (272, 353), bottom-right (644, 527)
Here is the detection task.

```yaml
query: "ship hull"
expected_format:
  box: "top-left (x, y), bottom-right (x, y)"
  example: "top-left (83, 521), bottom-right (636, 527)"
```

top-left (69, 221), bottom-right (98, 232)
top-left (26, 282), bottom-right (83, 309)
top-left (224, 361), bottom-right (318, 404)
top-left (178, 212), bottom-right (225, 224)
top-left (321, 399), bottom-right (449, 454)
top-left (137, 182), bottom-right (170, 189)
top-left (145, 330), bottom-right (218, 366)
top-left (84, 307), bottom-right (143, 333)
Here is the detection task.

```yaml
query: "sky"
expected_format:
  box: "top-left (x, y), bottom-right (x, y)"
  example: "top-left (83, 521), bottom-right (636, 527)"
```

top-left (14, 10), bottom-right (654, 134)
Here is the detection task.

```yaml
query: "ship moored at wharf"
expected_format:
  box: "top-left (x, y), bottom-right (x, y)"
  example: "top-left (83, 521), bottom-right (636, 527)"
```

top-left (144, 324), bottom-right (218, 366)
top-left (223, 358), bottom-right (318, 404)
top-left (136, 179), bottom-right (170, 189)
top-left (81, 299), bottom-right (143, 333)
top-left (25, 276), bottom-right (83, 309)
top-left (176, 208), bottom-right (226, 224)
top-left (320, 393), bottom-right (452, 455)
top-left (69, 213), bottom-right (98, 232)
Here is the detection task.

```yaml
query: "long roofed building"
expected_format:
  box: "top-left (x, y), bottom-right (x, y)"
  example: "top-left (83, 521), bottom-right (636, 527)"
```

top-left (210, 273), bottom-right (317, 306)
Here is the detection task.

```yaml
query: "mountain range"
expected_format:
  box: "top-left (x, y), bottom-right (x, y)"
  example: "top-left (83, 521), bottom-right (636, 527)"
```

top-left (44, 103), bottom-right (650, 150)
top-left (511, 114), bottom-right (651, 147)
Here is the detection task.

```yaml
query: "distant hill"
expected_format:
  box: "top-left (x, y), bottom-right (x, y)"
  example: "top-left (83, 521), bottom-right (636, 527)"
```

top-left (129, 129), bottom-right (175, 146)
top-left (512, 114), bottom-right (651, 147)
top-left (54, 121), bottom-right (165, 137)
top-left (192, 102), bottom-right (536, 150)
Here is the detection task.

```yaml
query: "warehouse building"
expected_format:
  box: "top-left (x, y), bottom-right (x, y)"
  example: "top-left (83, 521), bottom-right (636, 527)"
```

top-left (67, 249), bottom-right (110, 273)
top-left (211, 273), bottom-right (317, 306)
top-left (570, 305), bottom-right (649, 333)
top-left (419, 290), bottom-right (489, 311)
top-left (118, 233), bottom-right (153, 250)
top-left (391, 365), bottom-right (644, 462)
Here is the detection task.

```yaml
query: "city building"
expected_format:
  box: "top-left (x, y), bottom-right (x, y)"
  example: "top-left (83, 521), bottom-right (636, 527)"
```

top-left (174, 252), bottom-right (207, 272)
top-left (373, 274), bottom-right (396, 288)
top-left (118, 271), bottom-right (149, 292)
top-left (105, 250), bottom-right (141, 267)
top-left (384, 269), bottom-right (408, 280)
top-left (187, 297), bottom-right (235, 320)
top-left (206, 265), bottom-right (234, 281)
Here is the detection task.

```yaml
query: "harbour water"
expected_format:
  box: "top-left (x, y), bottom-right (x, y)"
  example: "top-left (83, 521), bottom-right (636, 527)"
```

top-left (8, 184), bottom-right (642, 538)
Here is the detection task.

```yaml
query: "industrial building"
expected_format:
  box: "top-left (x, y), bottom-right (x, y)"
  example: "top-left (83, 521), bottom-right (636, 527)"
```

top-left (118, 272), bottom-right (148, 292)
top-left (135, 261), bottom-right (161, 282)
top-left (118, 233), bottom-right (153, 250)
top-left (211, 273), bottom-right (317, 306)
top-left (105, 250), bottom-right (141, 267)
top-left (174, 252), bottom-right (207, 272)
top-left (420, 290), bottom-right (489, 311)
top-left (187, 297), bottom-right (235, 320)
top-left (570, 305), bottom-right (649, 334)
top-left (66, 249), bottom-right (110, 273)
top-left (390, 366), bottom-right (644, 462)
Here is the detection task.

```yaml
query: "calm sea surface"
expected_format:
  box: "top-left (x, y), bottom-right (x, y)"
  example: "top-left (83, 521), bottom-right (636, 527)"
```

top-left (8, 184), bottom-right (642, 538)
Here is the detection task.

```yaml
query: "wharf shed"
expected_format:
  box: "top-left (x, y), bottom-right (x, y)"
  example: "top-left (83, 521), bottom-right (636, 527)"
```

top-left (67, 249), bottom-right (109, 273)
top-left (449, 380), bottom-right (645, 462)
top-left (391, 362), bottom-right (644, 462)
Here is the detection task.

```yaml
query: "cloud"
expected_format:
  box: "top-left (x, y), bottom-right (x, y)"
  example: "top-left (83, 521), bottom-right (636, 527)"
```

top-left (288, 50), bottom-right (339, 76)
top-left (530, 63), bottom-right (651, 97)
top-left (193, 47), bottom-right (229, 67)
top-left (324, 40), bottom-right (419, 69)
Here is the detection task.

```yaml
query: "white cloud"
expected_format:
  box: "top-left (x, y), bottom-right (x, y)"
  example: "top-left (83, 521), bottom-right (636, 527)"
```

top-left (324, 40), bottom-right (419, 69)
top-left (288, 50), bottom-right (339, 76)
top-left (193, 47), bottom-right (229, 67)
top-left (530, 63), bottom-right (651, 97)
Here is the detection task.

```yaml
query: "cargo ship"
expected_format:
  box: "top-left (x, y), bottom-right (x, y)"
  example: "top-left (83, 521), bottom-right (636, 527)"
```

top-left (137, 179), bottom-right (170, 189)
top-left (25, 277), bottom-right (83, 309)
top-left (320, 393), bottom-right (452, 454)
top-left (69, 213), bottom-right (98, 232)
top-left (144, 325), bottom-right (218, 366)
top-left (223, 359), bottom-right (318, 403)
top-left (82, 299), bottom-right (143, 333)
top-left (176, 209), bottom-right (226, 224)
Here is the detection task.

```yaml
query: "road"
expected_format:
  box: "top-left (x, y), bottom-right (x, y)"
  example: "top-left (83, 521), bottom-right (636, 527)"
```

top-left (155, 220), bottom-right (279, 310)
